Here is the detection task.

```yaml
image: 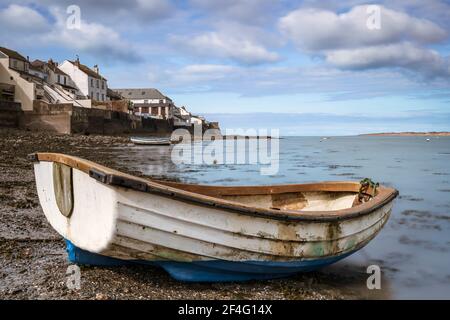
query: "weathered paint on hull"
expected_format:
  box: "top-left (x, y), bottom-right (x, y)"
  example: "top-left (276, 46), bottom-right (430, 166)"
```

top-left (66, 240), bottom-right (355, 282)
top-left (33, 157), bottom-right (397, 282)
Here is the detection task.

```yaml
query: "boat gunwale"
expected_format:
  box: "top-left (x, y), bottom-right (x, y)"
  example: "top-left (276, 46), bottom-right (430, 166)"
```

top-left (30, 152), bottom-right (399, 222)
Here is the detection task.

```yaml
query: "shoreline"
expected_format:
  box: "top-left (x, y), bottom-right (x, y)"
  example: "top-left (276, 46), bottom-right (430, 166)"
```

top-left (360, 132), bottom-right (450, 137)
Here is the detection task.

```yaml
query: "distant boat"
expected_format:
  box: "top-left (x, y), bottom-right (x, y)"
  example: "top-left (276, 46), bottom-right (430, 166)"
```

top-left (31, 153), bottom-right (398, 282)
top-left (426, 138), bottom-right (431, 142)
top-left (130, 137), bottom-right (171, 145)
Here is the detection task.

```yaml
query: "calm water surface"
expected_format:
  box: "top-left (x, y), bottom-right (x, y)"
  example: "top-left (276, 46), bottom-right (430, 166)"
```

top-left (115, 136), bottom-right (450, 299)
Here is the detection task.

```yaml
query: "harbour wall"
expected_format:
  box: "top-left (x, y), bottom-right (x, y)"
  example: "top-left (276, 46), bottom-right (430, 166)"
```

top-left (19, 101), bottom-right (174, 135)
top-left (0, 101), bottom-right (21, 128)
top-left (1, 101), bottom-right (220, 136)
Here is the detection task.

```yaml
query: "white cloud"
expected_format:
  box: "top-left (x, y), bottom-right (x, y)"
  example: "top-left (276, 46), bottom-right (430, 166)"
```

top-left (0, 4), bottom-right (141, 62)
top-left (279, 4), bottom-right (449, 78)
top-left (40, 7), bottom-right (142, 62)
top-left (166, 64), bottom-right (238, 83)
top-left (135, 0), bottom-right (174, 20)
top-left (190, 0), bottom-right (279, 24)
top-left (12, 0), bottom-right (174, 24)
top-left (326, 42), bottom-right (450, 77)
top-left (182, 64), bottom-right (236, 74)
top-left (171, 31), bottom-right (279, 65)
top-left (279, 5), bottom-right (447, 51)
top-left (0, 4), bottom-right (51, 33)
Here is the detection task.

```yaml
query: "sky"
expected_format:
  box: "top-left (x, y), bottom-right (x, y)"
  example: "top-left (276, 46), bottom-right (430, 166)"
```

top-left (0, 0), bottom-right (449, 135)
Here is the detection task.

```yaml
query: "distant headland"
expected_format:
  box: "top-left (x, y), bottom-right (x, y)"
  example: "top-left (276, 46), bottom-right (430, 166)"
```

top-left (360, 132), bottom-right (450, 136)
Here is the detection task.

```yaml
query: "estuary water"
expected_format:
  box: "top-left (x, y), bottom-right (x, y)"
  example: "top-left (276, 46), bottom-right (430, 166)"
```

top-left (116, 136), bottom-right (450, 299)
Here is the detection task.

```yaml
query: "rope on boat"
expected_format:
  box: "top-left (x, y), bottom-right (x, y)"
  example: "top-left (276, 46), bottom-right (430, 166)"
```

top-left (358, 178), bottom-right (379, 203)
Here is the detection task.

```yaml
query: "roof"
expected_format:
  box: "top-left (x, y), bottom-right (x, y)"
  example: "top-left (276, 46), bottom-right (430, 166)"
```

top-left (48, 64), bottom-right (68, 76)
top-left (58, 82), bottom-right (77, 90)
top-left (31, 59), bottom-right (68, 76)
top-left (31, 59), bottom-right (45, 69)
top-left (107, 88), bottom-right (123, 99)
top-left (67, 60), bottom-right (107, 80)
top-left (114, 88), bottom-right (171, 101)
top-left (0, 47), bottom-right (27, 62)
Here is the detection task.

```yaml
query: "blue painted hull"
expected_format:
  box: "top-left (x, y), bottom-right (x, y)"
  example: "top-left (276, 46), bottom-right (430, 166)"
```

top-left (65, 240), bottom-right (354, 282)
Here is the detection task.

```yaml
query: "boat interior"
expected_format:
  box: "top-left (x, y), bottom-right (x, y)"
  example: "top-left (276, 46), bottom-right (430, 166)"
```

top-left (156, 180), bottom-right (374, 211)
top-left (33, 153), bottom-right (388, 214)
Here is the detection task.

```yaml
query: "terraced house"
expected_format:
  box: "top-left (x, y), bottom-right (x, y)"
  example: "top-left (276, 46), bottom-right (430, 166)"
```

top-left (0, 46), bottom-right (94, 109)
top-left (59, 58), bottom-right (108, 102)
top-left (114, 88), bottom-right (174, 120)
top-left (29, 59), bottom-right (78, 98)
top-left (0, 46), bottom-right (42, 111)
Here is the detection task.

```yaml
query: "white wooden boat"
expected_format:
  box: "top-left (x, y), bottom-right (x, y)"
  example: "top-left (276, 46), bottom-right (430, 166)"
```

top-left (130, 137), bottom-right (171, 145)
top-left (31, 153), bottom-right (398, 282)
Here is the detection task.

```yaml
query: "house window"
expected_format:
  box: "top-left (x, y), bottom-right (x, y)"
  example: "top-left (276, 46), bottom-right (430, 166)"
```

top-left (101, 81), bottom-right (105, 90)
top-left (96, 92), bottom-right (99, 101)
top-left (57, 75), bottom-right (60, 83)
top-left (91, 92), bottom-right (94, 99)
top-left (144, 99), bottom-right (148, 103)
top-left (101, 94), bottom-right (104, 101)
top-left (151, 107), bottom-right (158, 115)
top-left (141, 107), bottom-right (149, 113)
top-left (91, 78), bottom-right (94, 87)
top-left (64, 77), bottom-right (66, 85)
top-left (159, 99), bottom-right (163, 103)
top-left (96, 79), bottom-right (99, 88)
top-left (12, 60), bottom-right (17, 69)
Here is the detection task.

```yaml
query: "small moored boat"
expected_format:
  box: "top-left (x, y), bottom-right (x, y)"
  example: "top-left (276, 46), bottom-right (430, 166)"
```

top-left (30, 153), bottom-right (398, 282)
top-left (130, 137), bottom-right (171, 145)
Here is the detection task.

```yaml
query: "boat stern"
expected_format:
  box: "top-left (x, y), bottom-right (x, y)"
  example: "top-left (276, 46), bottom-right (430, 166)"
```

top-left (33, 158), bottom-right (119, 254)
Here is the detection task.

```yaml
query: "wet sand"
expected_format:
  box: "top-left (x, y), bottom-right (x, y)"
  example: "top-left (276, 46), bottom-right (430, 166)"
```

top-left (0, 128), bottom-right (385, 300)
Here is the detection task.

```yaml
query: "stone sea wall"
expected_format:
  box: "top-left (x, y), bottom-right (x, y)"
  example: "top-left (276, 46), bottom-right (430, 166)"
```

top-left (1, 100), bottom-right (220, 136)
top-left (18, 101), bottom-right (175, 135)
top-left (0, 101), bottom-right (21, 128)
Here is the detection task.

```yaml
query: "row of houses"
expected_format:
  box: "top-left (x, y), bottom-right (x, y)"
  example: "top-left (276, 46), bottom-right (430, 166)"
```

top-left (114, 88), bottom-right (205, 126)
top-left (0, 46), bottom-right (210, 128)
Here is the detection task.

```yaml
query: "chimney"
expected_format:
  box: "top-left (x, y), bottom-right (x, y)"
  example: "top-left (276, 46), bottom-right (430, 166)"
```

top-left (75, 55), bottom-right (80, 66)
top-left (93, 64), bottom-right (99, 74)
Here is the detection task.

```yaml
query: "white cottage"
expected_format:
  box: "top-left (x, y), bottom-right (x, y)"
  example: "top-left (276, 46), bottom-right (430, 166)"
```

top-left (29, 59), bottom-right (78, 96)
top-left (0, 46), bottom-right (37, 110)
top-left (59, 58), bottom-right (108, 102)
top-left (114, 88), bottom-right (174, 120)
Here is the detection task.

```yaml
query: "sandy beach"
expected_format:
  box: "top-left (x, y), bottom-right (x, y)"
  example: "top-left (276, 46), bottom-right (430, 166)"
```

top-left (0, 128), bottom-right (382, 300)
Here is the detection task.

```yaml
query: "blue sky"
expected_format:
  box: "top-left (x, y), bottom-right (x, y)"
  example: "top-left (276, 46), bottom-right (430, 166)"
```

top-left (1, 0), bottom-right (449, 135)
